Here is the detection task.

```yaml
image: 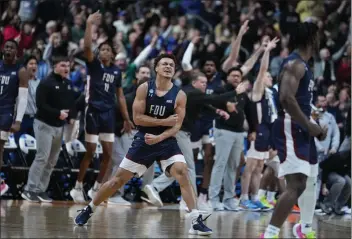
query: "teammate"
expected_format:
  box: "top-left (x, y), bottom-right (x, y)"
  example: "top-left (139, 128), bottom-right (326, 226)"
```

top-left (70, 11), bottom-right (133, 203)
top-left (0, 39), bottom-right (29, 196)
top-left (261, 22), bottom-right (327, 238)
top-left (75, 53), bottom-right (212, 235)
top-left (241, 37), bottom-right (279, 211)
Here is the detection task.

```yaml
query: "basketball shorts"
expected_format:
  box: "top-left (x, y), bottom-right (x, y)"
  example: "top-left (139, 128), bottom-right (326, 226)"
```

top-left (190, 118), bottom-right (213, 149)
top-left (0, 112), bottom-right (14, 141)
top-left (272, 114), bottom-right (318, 178)
top-left (246, 123), bottom-right (272, 160)
top-left (85, 106), bottom-right (115, 143)
top-left (120, 132), bottom-right (186, 177)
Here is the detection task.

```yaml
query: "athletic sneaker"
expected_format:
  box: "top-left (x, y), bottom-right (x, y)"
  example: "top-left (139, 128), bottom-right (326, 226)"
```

top-left (21, 190), bottom-right (40, 203)
top-left (88, 188), bottom-right (98, 200)
top-left (240, 200), bottom-right (260, 211)
top-left (259, 233), bottom-right (279, 238)
top-left (75, 205), bottom-right (93, 226)
top-left (210, 200), bottom-right (224, 211)
top-left (197, 194), bottom-right (212, 211)
top-left (188, 213), bottom-right (212, 236)
top-left (37, 192), bottom-right (53, 203)
top-left (0, 181), bottom-right (9, 196)
top-left (268, 199), bottom-right (277, 207)
top-left (141, 185), bottom-right (163, 207)
top-left (70, 188), bottom-right (86, 203)
top-left (179, 198), bottom-right (189, 211)
top-left (252, 200), bottom-right (272, 211)
top-left (292, 205), bottom-right (300, 213)
top-left (260, 196), bottom-right (274, 209)
top-left (223, 198), bottom-right (239, 211)
top-left (108, 195), bottom-right (131, 206)
top-left (293, 223), bottom-right (316, 238)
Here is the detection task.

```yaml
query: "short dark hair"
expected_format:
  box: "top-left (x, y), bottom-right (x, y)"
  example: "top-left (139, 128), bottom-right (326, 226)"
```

top-left (52, 55), bottom-right (69, 66)
top-left (4, 39), bottom-right (18, 49)
top-left (227, 66), bottom-right (243, 76)
top-left (24, 55), bottom-right (38, 66)
top-left (98, 40), bottom-right (116, 56)
top-left (288, 22), bottom-right (319, 51)
top-left (153, 53), bottom-right (177, 71)
top-left (199, 55), bottom-right (219, 70)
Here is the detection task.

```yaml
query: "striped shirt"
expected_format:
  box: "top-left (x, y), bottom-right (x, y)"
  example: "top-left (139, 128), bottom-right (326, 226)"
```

top-left (25, 78), bottom-right (40, 116)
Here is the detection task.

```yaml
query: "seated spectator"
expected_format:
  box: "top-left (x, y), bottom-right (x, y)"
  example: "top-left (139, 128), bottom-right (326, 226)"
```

top-left (320, 150), bottom-right (351, 215)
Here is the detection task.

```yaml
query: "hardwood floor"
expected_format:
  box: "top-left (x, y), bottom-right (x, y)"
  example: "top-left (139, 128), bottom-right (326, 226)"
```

top-left (1, 200), bottom-right (350, 238)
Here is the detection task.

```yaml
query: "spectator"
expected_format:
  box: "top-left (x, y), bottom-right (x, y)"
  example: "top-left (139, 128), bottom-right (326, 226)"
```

top-left (314, 95), bottom-right (340, 162)
top-left (320, 150), bottom-right (351, 215)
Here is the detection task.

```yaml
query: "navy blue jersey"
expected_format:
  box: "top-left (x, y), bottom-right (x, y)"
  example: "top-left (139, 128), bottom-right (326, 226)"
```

top-left (0, 60), bottom-right (21, 114)
top-left (205, 72), bottom-right (223, 95)
top-left (138, 80), bottom-right (180, 136)
top-left (85, 58), bottom-right (122, 111)
top-left (255, 87), bottom-right (278, 125)
top-left (277, 52), bottom-right (314, 118)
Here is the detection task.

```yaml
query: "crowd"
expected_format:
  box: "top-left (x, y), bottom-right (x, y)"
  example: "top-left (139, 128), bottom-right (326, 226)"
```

top-left (0, 0), bottom-right (351, 217)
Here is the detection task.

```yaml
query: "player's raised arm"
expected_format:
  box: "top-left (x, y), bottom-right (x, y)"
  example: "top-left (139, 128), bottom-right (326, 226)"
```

top-left (84, 11), bottom-right (101, 62)
top-left (251, 37), bottom-right (279, 102)
top-left (158, 90), bottom-right (187, 140)
top-left (279, 60), bottom-right (323, 138)
top-left (133, 82), bottom-right (178, 127)
top-left (11, 67), bottom-right (30, 132)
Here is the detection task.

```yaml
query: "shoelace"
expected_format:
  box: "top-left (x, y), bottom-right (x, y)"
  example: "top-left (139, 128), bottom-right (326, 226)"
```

top-left (192, 215), bottom-right (211, 230)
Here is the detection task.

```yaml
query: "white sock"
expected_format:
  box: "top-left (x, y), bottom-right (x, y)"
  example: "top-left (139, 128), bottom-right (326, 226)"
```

top-left (75, 181), bottom-right (83, 189)
top-left (258, 189), bottom-right (267, 198)
top-left (251, 194), bottom-right (259, 201)
top-left (241, 194), bottom-right (249, 201)
top-left (88, 201), bottom-right (97, 212)
top-left (190, 209), bottom-right (200, 222)
top-left (93, 181), bottom-right (101, 190)
top-left (298, 176), bottom-right (317, 234)
top-left (267, 191), bottom-right (276, 202)
top-left (264, 224), bottom-right (280, 237)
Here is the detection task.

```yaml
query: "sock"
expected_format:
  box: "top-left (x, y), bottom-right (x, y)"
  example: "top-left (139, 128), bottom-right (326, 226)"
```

top-left (264, 224), bottom-right (280, 237)
top-left (241, 194), bottom-right (249, 201)
top-left (298, 176), bottom-right (317, 234)
top-left (267, 191), bottom-right (276, 202)
top-left (251, 194), bottom-right (259, 201)
top-left (93, 181), bottom-right (101, 191)
top-left (258, 189), bottom-right (267, 198)
top-left (190, 209), bottom-right (200, 222)
top-left (88, 201), bottom-right (97, 212)
top-left (75, 181), bottom-right (83, 189)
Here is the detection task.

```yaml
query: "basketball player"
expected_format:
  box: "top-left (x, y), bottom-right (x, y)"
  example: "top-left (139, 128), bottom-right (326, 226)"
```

top-left (0, 40), bottom-right (29, 196)
top-left (70, 11), bottom-right (133, 203)
top-left (261, 22), bottom-right (327, 238)
top-left (74, 53), bottom-right (212, 235)
top-left (241, 37), bottom-right (279, 211)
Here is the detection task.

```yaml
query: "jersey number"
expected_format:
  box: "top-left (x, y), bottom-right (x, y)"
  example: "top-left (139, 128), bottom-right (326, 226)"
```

top-left (104, 83), bottom-right (109, 92)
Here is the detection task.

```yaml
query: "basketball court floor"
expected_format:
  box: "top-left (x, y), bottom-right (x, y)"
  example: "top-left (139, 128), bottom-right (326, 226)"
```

top-left (1, 200), bottom-right (350, 238)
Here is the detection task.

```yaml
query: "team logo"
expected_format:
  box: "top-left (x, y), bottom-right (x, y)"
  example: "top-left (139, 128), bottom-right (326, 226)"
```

top-left (148, 89), bottom-right (154, 97)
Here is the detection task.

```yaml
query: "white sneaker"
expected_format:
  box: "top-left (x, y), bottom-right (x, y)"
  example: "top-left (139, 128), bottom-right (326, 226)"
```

top-left (70, 188), bottom-right (86, 203)
top-left (141, 185), bottom-right (163, 207)
top-left (88, 188), bottom-right (98, 200)
top-left (108, 195), bottom-right (131, 206)
top-left (179, 198), bottom-right (189, 211)
top-left (197, 194), bottom-right (212, 211)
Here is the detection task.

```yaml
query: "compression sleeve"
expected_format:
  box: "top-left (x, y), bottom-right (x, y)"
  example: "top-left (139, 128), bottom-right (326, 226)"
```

top-left (15, 87), bottom-right (29, 122)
